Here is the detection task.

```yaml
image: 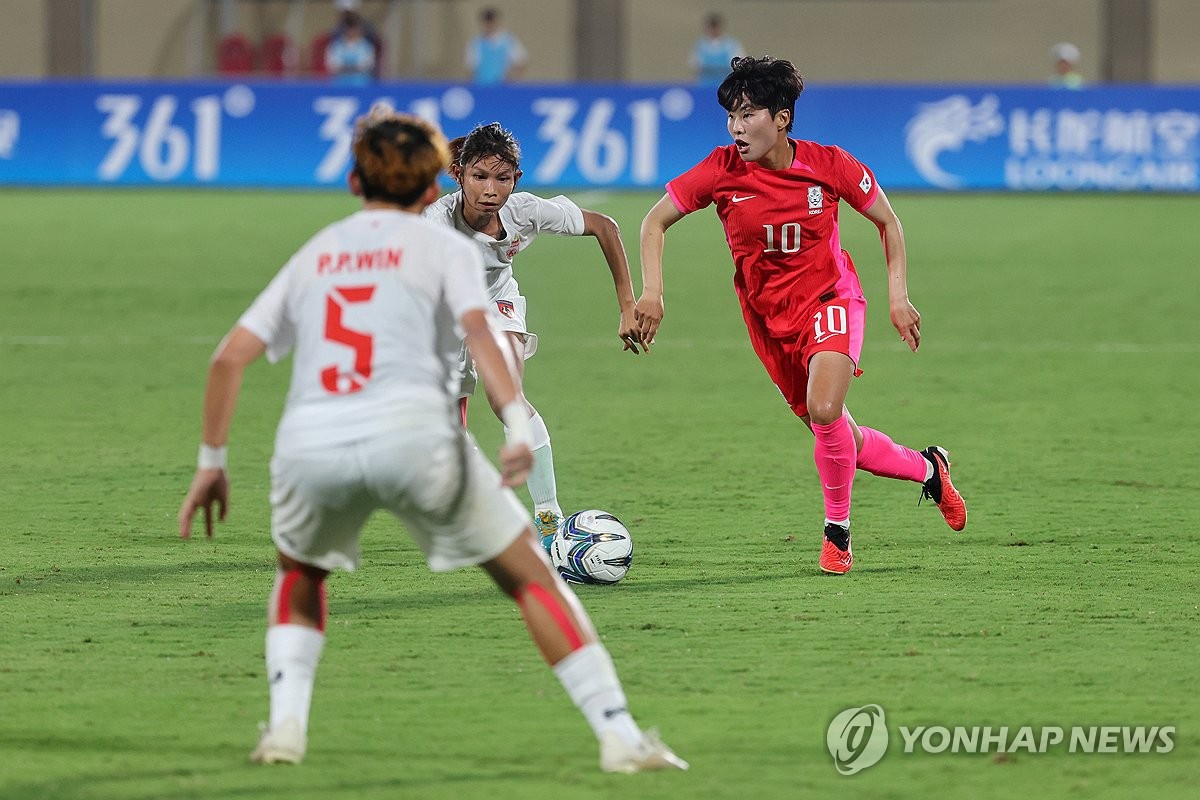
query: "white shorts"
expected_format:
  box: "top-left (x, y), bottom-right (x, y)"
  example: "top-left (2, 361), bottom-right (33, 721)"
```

top-left (457, 288), bottom-right (538, 397)
top-left (269, 425), bottom-right (530, 573)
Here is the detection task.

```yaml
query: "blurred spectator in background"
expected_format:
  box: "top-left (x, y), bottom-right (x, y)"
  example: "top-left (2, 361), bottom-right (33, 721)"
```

top-left (328, 0), bottom-right (382, 78)
top-left (466, 7), bottom-right (528, 85)
top-left (1049, 42), bottom-right (1084, 89)
top-left (325, 13), bottom-right (375, 84)
top-left (690, 13), bottom-right (744, 86)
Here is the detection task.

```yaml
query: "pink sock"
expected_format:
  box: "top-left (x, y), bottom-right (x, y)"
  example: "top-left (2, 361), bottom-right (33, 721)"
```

top-left (856, 426), bottom-right (928, 483)
top-left (812, 413), bottom-right (856, 522)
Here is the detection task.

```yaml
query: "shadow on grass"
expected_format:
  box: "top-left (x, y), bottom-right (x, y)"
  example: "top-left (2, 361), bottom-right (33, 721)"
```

top-left (1, 769), bottom-right (538, 800)
top-left (0, 733), bottom-right (539, 800)
top-left (5, 560), bottom-right (263, 594)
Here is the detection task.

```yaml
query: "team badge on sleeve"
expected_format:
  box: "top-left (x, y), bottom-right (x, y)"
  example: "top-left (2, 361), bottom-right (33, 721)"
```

top-left (859, 170), bottom-right (873, 194)
top-left (496, 300), bottom-right (516, 318)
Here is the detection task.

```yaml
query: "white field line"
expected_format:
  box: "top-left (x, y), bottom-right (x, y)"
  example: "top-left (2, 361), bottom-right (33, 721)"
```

top-left (569, 338), bottom-right (1200, 354)
top-left (3, 335), bottom-right (1196, 354)
top-left (1, 335), bottom-right (219, 346)
top-left (561, 190), bottom-right (612, 207)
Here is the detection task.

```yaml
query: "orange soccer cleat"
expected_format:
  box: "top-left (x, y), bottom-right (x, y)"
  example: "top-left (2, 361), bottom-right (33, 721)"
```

top-left (920, 446), bottom-right (967, 531)
top-left (819, 523), bottom-right (853, 575)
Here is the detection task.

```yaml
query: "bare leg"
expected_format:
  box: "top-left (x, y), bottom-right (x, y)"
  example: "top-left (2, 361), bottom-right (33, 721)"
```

top-left (481, 528), bottom-right (596, 662)
top-left (481, 529), bottom-right (646, 750)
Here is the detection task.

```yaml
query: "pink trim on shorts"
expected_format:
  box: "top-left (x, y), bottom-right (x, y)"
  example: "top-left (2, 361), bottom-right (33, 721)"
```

top-left (802, 296), bottom-right (867, 373)
top-left (847, 297), bottom-right (866, 368)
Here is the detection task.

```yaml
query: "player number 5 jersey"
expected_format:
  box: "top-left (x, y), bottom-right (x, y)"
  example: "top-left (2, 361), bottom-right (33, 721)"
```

top-left (237, 209), bottom-right (488, 451)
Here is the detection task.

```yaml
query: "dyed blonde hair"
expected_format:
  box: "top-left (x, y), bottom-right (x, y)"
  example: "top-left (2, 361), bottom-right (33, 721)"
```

top-left (352, 105), bottom-right (450, 206)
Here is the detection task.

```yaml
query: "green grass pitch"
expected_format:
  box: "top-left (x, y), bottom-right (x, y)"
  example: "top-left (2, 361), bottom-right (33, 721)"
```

top-left (1, 188), bottom-right (1197, 800)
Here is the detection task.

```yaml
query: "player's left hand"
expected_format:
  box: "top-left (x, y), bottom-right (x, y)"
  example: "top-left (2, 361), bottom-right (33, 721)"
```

top-left (890, 301), bottom-right (922, 352)
top-left (178, 468), bottom-right (230, 539)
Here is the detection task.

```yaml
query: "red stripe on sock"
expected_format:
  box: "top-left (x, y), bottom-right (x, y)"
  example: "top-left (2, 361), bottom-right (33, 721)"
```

top-left (521, 582), bottom-right (584, 652)
top-left (317, 581), bottom-right (328, 632)
top-left (458, 397), bottom-right (469, 428)
top-left (277, 569), bottom-right (300, 626)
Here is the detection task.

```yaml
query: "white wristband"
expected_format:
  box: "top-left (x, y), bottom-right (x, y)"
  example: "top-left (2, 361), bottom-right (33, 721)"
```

top-left (499, 402), bottom-right (533, 447)
top-left (198, 443), bottom-right (228, 470)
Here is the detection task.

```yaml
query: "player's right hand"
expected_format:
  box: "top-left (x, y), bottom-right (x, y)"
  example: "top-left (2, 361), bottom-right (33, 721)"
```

top-left (178, 468), bottom-right (230, 539)
top-left (499, 443), bottom-right (533, 488)
top-left (890, 300), bottom-right (922, 352)
top-left (633, 292), bottom-right (664, 351)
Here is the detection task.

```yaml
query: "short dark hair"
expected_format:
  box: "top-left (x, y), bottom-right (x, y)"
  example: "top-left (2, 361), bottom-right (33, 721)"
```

top-left (453, 122), bottom-right (521, 170)
top-left (352, 106), bottom-right (450, 206)
top-left (717, 56), bottom-right (805, 133)
top-left (481, 7), bottom-right (499, 23)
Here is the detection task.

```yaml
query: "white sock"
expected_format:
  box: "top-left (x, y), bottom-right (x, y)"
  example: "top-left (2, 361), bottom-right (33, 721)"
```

top-left (553, 643), bottom-right (642, 747)
top-left (266, 624), bottom-right (325, 732)
top-left (521, 411), bottom-right (562, 516)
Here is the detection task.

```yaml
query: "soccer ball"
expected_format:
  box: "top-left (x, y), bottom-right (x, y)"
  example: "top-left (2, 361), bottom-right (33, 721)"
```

top-left (548, 509), bottom-right (633, 585)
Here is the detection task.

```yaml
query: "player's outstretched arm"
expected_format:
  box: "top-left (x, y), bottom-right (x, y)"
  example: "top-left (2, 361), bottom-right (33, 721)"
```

top-left (636, 194), bottom-right (685, 349)
top-left (580, 208), bottom-right (641, 354)
top-left (462, 309), bottom-right (534, 487)
top-left (178, 326), bottom-right (266, 539)
top-left (862, 188), bottom-right (921, 352)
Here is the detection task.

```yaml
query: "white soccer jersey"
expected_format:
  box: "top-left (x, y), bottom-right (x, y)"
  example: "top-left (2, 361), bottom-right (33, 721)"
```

top-left (237, 209), bottom-right (488, 452)
top-left (423, 190), bottom-right (585, 298)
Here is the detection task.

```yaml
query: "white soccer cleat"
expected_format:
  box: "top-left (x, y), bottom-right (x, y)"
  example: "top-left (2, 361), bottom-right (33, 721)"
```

top-left (249, 717), bottom-right (306, 765)
top-left (600, 729), bottom-right (689, 773)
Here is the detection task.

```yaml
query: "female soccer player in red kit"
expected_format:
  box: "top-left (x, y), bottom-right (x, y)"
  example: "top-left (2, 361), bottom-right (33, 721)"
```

top-left (636, 56), bottom-right (966, 574)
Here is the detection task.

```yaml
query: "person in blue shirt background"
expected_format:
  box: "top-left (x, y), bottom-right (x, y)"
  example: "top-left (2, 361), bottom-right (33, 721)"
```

top-left (690, 13), bottom-right (744, 86)
top-left (325, 14), bottom-right (375, 85)
top-left (466, 7), bottom-right (528, 85)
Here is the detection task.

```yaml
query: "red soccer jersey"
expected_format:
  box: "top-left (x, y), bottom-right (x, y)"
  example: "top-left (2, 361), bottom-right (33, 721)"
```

top-left (666, 139), bottom-right (879, 338)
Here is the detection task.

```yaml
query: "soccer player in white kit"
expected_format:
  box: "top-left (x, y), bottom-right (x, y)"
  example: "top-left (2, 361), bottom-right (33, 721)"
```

top-left (177, 107), bottom-right (685, 774)
top-left (424, 123), bottom-right (644, 548)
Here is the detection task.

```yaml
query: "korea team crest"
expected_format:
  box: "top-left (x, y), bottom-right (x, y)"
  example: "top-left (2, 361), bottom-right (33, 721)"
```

top-left (808, 186), bottom-right (824, 213)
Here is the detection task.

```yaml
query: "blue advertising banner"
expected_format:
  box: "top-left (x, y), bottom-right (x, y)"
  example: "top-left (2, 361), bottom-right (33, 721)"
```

top-left (799, 85), bottom-right (1200, 192)
top-left (0, 80), bottom-right (1196, 191)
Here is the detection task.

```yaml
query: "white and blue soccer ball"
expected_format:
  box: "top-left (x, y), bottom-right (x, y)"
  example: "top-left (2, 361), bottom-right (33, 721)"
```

top-left (548, 509), bottom-right (634, 585)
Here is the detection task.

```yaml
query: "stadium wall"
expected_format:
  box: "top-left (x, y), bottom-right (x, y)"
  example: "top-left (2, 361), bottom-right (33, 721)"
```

top-left (1, 1), bottom-right (1199, 83)
top-left (0, 80), bottom-right (1195, 192)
